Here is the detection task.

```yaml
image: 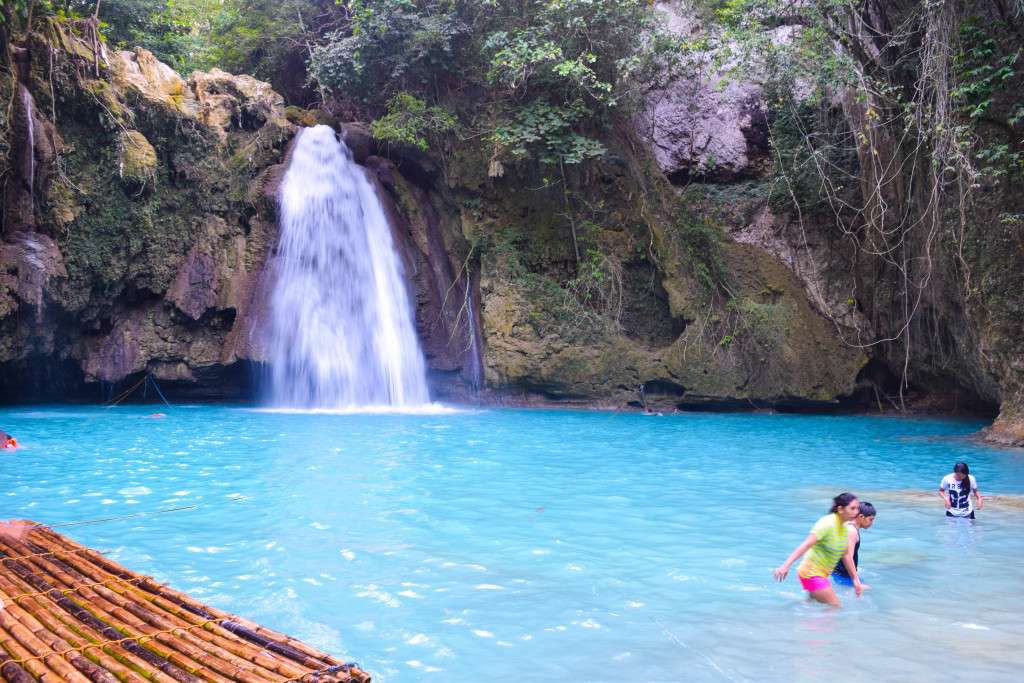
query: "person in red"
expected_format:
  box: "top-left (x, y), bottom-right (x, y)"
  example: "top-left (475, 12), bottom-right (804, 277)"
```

top-left (1, 429), bottom-right (17, 449)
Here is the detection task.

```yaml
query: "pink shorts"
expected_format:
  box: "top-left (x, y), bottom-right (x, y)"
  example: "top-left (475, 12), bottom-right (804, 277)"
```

top-left (799, 575), bottom-right (831, 592)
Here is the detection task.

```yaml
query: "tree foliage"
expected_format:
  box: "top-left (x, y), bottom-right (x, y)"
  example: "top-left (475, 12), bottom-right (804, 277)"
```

top-left (370, 91), bottom-right (458, 151)
top-left (6, 0), bottom-right (676, 165)
top-left (708, 0), bottom-right (1024, 396)
top-left (309, 0), bottom-right (672, 167)
top-left (2, 1), bottom-right (230, 72)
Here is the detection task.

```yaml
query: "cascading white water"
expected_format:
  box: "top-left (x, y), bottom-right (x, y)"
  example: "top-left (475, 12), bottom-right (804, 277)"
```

top-left (464, 283), bottom-right (484, 391)
top-left (19, 85), bottom-right (35, 202)
top-left (268, 125), bottom-right (430, 408)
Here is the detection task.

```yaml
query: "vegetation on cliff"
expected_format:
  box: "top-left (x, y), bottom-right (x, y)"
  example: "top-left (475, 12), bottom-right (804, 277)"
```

top-left (702, 0), bottom-right (1024, 425)
top-left (1, 1), bottom-right (1022, 437)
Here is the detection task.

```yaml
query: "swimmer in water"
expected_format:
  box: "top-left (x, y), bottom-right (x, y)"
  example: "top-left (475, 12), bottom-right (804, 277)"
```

top-left (773, 492), bottom-right (863, 607)
top-left (0, 429), bottom-right (16, 449)
top-left (832, 501), bottom-right (875, 588)
top-left (940, 461), bottom-right (983, 519)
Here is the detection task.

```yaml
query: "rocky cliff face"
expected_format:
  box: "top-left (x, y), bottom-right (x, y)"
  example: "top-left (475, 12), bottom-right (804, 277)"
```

top-left (4, 15), bottom-right (1017, 437)
top-left (433, 137), bottom-right (867, 410)
top-left (0, 20), bottom-right (485, 402)
top-left (0, 17), bottom-right (867, 410)
top-left (632, 1), bottom-right (1023, 442)
top-left (0, 20), bottom-right (290, 399)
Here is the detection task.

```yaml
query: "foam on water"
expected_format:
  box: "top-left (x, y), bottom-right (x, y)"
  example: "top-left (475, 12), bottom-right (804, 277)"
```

top-left (252, 403), bottom-right (463, 416)
top-left (2, 406), bottom-right (1023, 681)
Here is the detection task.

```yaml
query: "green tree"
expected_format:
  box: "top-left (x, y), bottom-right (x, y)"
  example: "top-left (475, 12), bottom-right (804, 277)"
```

top-left (210, 0), bottom-right (347, 104)
top-left (309, 0), bottom-right (672, 168)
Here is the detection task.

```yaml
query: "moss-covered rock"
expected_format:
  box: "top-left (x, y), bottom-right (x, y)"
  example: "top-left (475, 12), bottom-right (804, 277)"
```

top-left (284, 105), bottom-right (339, 129)
top-left (0, 23), bottom-right (295, 398)
top-left (412, 125), bottom-right (867, 409)
top-left (118, 130), bottom-right (157, 193)
top-left (111, 48), bottom-right (191, 115)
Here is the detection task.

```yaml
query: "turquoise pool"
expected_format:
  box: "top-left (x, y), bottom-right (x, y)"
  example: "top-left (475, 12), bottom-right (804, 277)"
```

top-left (1, 406), bottom-right (1022, 681)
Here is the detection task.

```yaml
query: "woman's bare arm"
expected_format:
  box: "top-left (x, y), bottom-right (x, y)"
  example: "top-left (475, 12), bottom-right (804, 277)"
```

top-left (773, 533), bottom-right (817, 581)
top-left (839, 527), bottom-right (864, 596)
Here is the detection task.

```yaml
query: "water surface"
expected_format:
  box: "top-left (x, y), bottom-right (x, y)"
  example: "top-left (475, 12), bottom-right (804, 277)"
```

top-left (2, 406), bottom-right (1022, 681)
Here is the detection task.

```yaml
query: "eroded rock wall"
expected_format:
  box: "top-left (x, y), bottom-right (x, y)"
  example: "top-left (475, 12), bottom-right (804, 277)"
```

top-left (0, 22), bottom-right (487, 403)
top-left (632, 1), bottom-right (1023, 441)
top-left (15, 15), bottom-right (1000, 418)
top-left (0, 20), bottom-right (292, 400)
top-left (422, 129), bottom-right (867, 410)
top-left (0, 18), bottom-right (870, 410)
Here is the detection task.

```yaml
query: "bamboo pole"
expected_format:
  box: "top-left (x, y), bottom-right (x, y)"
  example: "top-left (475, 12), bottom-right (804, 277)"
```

top-left (0, 569), bottom-right (168, 683)
top-left (0, 550), bottom-right (202, 683)
top-left (0, 608), bottom-right (93, 682)
top-left (0, 598), bottom-right (116, 683)
top-left (19, 536), bottom-right (346, 679)
top-left (0, 619), bottom-right (69, 680)
top-left (0, 653), bottom-right (35, 683)
top-left (6, 527), bottom-right (371, 683)
top-left (36, 538), bottom-right (339, 669)
top-left (27, 532), bottom-right (340, 675)
top-left (20, 536), bottom-right (309, 682)
top-left (10, 544), bottom-right (231, 683)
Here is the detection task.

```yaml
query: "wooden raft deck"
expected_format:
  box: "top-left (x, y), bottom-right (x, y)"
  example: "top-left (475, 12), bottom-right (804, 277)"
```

top-left (0, 523), bottom-right (371, 683)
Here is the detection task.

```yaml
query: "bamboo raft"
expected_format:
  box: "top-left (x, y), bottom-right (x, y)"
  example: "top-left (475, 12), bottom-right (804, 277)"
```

top-left (0, 522), bottom-right (371, 682)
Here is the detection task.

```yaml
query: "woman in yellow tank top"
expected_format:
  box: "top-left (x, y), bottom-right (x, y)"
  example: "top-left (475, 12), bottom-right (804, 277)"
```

top-left (772, 493), bottom-right (864, 607)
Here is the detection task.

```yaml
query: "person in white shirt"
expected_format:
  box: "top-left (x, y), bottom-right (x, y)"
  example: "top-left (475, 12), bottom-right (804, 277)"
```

top-left (939, 461), bottom-right (983, 519)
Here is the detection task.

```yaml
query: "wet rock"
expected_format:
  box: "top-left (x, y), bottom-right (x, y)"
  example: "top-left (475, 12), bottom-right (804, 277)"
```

top-left (0, 232), bottom-right (66, 315)
top-left (283, 105), bottom-right (339, 129)
top-left (0, 26), bottom-right (291, 398)
top-left (340, 122), bottom-right (375, 163)
top-left (366, 155), bottom-right (482, 389)
top-left (983, 405), bottom-right (1024, 447)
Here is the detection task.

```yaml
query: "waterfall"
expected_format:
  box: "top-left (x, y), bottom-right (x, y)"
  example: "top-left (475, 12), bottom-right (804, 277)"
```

top-left (19, 85), bottom-right (35, 202)
top-left (464, 282), bottom-right (484, 392)
top-left (268, 125), bottom-right (430, 408)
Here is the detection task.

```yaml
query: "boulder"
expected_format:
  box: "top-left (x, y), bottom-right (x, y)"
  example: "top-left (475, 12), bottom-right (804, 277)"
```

top-left (634, 1), bottom-right (772, 182)
top-left (189, 68), bottom-right (290, 137)
top-left (340, 122), bottom-right (375, 163)
top-left (118, 130), bottom-right (157, 193)
top-left (111, 49), bottom-right (192, 114)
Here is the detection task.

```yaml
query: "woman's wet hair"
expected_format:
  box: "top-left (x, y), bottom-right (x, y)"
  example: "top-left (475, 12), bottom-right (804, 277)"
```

top-left (954, 462), bottom-right (972, 495)
top-left (858, 502), bottom-right (876, 518)
top-left (829, 492), bottom-right (858, 514)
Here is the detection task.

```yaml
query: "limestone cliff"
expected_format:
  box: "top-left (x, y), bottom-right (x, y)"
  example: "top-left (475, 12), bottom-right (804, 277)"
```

top-left (47, 12), bottom-right (1024, 424)
top-left (0, 20), bottom-right (485, 401)
top-left (0, 19), bottom-right (290, 399)
top-left (0, 18), bottom-right (871, 410)
top-left (634, 1), bottom-right (1023, 442)
top-left (431, 137), bottom-right (867, 410)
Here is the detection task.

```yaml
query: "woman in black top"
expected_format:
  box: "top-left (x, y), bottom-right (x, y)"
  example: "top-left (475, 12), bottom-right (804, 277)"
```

top-left (832, 502), bottom-right (876, 587)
